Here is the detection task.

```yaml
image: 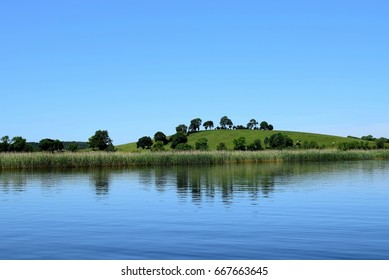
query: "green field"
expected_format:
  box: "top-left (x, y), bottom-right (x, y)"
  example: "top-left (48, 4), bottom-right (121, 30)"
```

top-left (117, 130), bottom-right (369, 152)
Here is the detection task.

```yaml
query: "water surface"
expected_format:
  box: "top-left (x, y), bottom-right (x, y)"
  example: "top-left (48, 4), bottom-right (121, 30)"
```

top-left (1, 161), bottom-right (388, 259)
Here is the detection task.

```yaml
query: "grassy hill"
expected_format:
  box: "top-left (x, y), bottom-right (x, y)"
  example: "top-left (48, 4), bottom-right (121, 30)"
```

top-left (117, 130), bottom-right (367, 152)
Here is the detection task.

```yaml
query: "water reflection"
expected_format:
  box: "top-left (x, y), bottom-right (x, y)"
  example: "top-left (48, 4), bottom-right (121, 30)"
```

top-left (1, 161), bottom-right (388, 202)
top-left (90, 168), bottom-right (110, 196)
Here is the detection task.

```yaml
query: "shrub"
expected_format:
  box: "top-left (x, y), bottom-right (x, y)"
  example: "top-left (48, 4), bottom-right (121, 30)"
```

top-left (233, 137), bottom-right (247, 151)
top-left (247, 139), bottom-right (262, 151)
top-left (171, 132), bottom-right (188, 149)
top-left (175, 143), bottom-right (193, 150)
top-left (151, 141), bottom-right (165, 152)
top-left (195, 138), bottom-right (209, 150)
top-left (302, 141), bottom-right (319, 149)
top-left (268, 133), bottom-right (293, 149)
top-left (217, 142), bottom-right (227, 151)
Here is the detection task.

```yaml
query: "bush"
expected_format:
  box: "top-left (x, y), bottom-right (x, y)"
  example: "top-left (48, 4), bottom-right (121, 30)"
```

top-left (247, 139), bottom-right (262, 151)
top-left (302, 141), bottom-right (319, 149)
top-left (233, 137), bottom-right (247, 151)
top-left (151, 141), bottom-right (165, 152)
top-left (268, 133), bottom-right (293, 149)
top-left (217, 142), bottom-right (227, 151)
top-left (171, 132), bottom-right (188, 149)
top-left (175, 143), bottom-right (193, 150)
top-left (195, 138), bottom-right (209, 150)
top-left (67, 143), bottom-right (79, 152)
top-left (338, 141), bottom-right (370, 151)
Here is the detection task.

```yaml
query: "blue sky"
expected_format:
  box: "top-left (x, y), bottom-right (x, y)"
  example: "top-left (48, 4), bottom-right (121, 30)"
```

top-left (1, 0), bottom-right (388, 144)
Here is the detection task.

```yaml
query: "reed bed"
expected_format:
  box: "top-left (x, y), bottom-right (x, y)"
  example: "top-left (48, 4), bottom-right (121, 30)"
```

top-left (1, 150), bottom-right (389, 170)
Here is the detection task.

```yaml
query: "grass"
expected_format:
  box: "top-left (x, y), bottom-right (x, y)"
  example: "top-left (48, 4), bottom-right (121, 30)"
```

top-left (116, 130), bottom-right (370, 152)
top-left (1, 149), bottom-right (389, 170)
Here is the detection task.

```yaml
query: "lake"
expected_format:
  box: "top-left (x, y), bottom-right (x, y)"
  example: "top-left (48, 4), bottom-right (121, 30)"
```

top-left (1, 161), bottom-right (388, 260)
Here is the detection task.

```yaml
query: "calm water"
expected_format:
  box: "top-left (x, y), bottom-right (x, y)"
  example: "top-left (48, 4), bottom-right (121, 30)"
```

top-left (1, 161), bottom-right (389, 260)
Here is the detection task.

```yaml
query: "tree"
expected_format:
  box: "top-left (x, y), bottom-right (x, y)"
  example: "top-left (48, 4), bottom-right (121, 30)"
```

top-left (233, 137), bottom-right (247, 151)
top-left (189, 118), bottom-right (202, 133)
top-left (247, 119), bottom-right (258, 130)
top-left (10, 136), bottom-right (28, 152)
top-left (154, 131), bottom-right (168, 145)
top-left (39, 138), bottom-right (64, 152)
top-left (88, 130), bottom-right (114, 151)
top-left (137, 136), bottom-right (153, 149)
top-left (220, 116), bottom-right (233, 129)
top-left (0, 136), bottom-right (10, 152)
top-left (176, 124), bottom-right (188, 134)
top-left (268, 133), bottom-right (293, 149)
top-left (260, 121), bottom-right (274, 130)
top-left (203, 121), bottom-right (214, 130)
top-left (171, 132), bottom-right (188, 149)
top-left (260, 121), bottom-right (269, 130)
top-left (195, 138), bottom-right (209, 150)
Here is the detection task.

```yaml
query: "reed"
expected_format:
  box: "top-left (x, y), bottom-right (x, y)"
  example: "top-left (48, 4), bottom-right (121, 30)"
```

top-left (1, 150), bottom-right (389, 170)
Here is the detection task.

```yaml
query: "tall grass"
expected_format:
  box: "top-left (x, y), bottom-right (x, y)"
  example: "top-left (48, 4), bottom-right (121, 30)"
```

top-left (1, 150), bottom-right (389, 170)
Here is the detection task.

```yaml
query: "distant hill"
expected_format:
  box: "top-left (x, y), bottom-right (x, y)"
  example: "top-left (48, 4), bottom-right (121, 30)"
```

top-left (117, 130), bottom-right (370, 152)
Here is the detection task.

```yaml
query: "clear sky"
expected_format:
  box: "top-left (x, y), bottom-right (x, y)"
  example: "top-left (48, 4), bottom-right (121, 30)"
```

top-left (1, 0), bottom-right (388, 144)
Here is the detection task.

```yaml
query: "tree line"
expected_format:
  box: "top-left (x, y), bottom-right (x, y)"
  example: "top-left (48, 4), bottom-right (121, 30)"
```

top-left (0, 130), bottom-right (113, 153)
top-left (136, 116), bottom-right (276, 151)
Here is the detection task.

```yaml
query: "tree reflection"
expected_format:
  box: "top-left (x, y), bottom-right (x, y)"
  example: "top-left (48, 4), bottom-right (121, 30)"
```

top-left (90, 169), bottom-right (110, 196)
top-left (170, 163), bottom-right (282, 205)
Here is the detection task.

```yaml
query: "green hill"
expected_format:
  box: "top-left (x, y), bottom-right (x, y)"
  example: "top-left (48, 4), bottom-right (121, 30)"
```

top-left (117, 130), bottom-right (368, 152)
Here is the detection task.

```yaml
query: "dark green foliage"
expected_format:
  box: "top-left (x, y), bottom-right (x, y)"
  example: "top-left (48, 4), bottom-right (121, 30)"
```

top-left (247, 139), bottom-right (262, 151)
top-left (375, 138), bottom-right (386, 149)
top-left (195, 138), bottom-right (209, 150)
top-left (235, 125), bottom-right (247, 130)
top-left (338, 141), bottom-right (370, 151)
top-left (10, 136), bottom-right (32, 152)
top-left (171, 132), bottom-right (188, 149)
top-left (175, 143), bottom-right (193, 150)
top-left (302, 141), bottom-right (319, 149)
top-left (67, 143), bottom-right (79, 152)
top-left (217, 142), bottom-right (227, 151)
top-left (137, 136), bottom-right (153, 149)
top-left (362, 135), bottom-right (375, 141)
top-left (203, 121), bottom-right (214, 130)
top-left (247, 119), bottom-right (258, 130)
top-left (260, 121), bottom-right (274, 130)
top-left (264, 137), bottom-right (269, 147)
top-left (0, 136), bottom-right (10, 152)
top-left (189, 118), bottom-right (202, 132)
top-left (268, 133), bottom-right (293, 149)
top-left (260, 121), bottom-right (269, 130)
top-left (88, 130), bottom-right (114, 151)
top-left (39, 138), bottom-right (64, 152)
top-left (154, 131), bottom-right (168, 145)
top-left (176, 124), bottom-right (188, 134)
top-left (151, 141), bottom-right (165, 152)
top-left (220, 116), bottom-right (233, 129)
top-left (233, 137), bottom-right (247, 151)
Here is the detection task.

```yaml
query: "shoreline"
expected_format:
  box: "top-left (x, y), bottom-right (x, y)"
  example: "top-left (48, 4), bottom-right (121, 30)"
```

top-left (1, 150), bottom-right (389, 170)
